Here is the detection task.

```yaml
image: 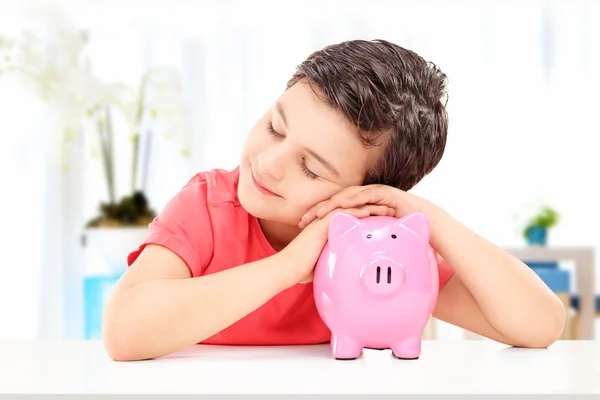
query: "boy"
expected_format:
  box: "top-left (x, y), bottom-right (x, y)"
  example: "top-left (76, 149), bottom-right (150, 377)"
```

top-left (103, 39), bottom-right (566, 361)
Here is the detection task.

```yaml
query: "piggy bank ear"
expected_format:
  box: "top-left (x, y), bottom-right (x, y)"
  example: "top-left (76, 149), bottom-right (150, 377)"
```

top-left (398, 212), bottom-right (430, 240)
top-left (328, 211), bottom-right (361, 250)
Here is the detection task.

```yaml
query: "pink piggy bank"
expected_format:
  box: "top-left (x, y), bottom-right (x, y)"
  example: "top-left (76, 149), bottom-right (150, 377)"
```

top-left (313, 211), bottom-right (439, 360)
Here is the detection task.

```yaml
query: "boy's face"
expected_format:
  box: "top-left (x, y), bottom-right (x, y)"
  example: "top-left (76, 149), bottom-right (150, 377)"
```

top-left (238, 79), bottom-right (379, 227)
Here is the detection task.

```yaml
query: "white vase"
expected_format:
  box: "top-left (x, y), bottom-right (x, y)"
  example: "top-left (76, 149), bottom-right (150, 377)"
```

top-left (83, 227), bottom-right (149, 274)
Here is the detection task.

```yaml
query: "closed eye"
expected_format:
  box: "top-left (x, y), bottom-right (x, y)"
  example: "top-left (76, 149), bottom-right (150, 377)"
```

top-left (266, 121), bottom-right (318, 180)
top-left (300, 157), bottom-right (317, 179)
top-left (267, 121), bottom-right (284, 138)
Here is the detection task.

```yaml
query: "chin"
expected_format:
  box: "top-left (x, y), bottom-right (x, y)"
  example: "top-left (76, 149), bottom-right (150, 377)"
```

top-left (238, 191), bottom-right (270, 219)
top-left (238, 176), bottom-right (279, 218)
top-left (238, 189), bottom-right (299, 228)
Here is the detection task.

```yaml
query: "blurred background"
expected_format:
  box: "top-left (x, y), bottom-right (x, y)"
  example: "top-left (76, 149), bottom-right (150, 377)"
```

top-left (0, 0), bottom-right (598, 342)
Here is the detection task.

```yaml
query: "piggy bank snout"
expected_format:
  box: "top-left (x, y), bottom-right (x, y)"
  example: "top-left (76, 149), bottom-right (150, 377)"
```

top-left (362, 258), bottom-right (404, 296)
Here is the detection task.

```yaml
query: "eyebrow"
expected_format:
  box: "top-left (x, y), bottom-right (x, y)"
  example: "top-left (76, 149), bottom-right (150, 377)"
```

top-left (275, 102), bottom-right (288, 127)
top-left (274, 102), bottom-right (341, 178)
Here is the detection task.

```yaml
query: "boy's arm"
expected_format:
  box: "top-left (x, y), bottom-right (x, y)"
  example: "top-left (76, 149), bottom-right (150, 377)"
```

top-left (432, 274), bottom-right (518, 345)
top-left (302, 185), bottom-right (567, 348)
top-left (428, 205), bottom-right (566, 347)
top-left (102, 244), bottom-right (295, 361)
top-left (103, 206), bottom-right (361, 362)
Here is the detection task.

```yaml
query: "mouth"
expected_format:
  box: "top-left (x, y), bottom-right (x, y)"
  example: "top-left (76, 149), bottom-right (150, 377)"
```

top-left (251, 169), bottom-right (282, 198)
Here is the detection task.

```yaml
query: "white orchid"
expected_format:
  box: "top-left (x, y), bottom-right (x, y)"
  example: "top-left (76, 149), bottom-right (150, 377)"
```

top-left (0, 2), bottom-right (192, 215)
top-left (143, 66), bottom-right (192, 148)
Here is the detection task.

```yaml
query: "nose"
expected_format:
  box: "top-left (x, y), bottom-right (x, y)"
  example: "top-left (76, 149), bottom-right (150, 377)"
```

top-left (362, 258), bottom-right (404, 296)
top-left (257, 148), bottom-right (285, 181)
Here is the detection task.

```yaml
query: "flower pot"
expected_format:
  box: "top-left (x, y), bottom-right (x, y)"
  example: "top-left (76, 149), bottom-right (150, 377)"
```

top-left (525, 226), bottom-right (547, 246)
top-left (83, 274), bottom-right (122, 340)
top-left (83, 226), bottom-right (149, 273)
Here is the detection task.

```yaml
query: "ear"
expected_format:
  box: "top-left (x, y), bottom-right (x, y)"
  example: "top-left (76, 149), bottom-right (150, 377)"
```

top-left (328, 211), bottom-right (362, 250)
top-left (398, 212), bottom-right (430, 240)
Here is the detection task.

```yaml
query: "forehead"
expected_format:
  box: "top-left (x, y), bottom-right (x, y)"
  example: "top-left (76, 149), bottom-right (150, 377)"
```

top-left (278, 81), bottom-right (378, 183)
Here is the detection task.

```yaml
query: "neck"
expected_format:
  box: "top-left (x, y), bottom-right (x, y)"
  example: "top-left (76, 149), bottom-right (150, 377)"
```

top-left (258, 218), bottom-right (302, 252)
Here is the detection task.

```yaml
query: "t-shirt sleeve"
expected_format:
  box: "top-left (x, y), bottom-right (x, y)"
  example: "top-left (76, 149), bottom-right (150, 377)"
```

top-left (435, 251), bottom-right (455, 291)
top-left (126, 175), bottom-right (214, 277)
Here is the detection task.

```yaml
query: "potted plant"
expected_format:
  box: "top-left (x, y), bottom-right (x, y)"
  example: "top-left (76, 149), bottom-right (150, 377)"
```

top-left (82, 66), bottom-right (191, 270)
top-left (522, 205), bottom-right (559, 246)
top-left (0, 5), bottom-right (191, 270)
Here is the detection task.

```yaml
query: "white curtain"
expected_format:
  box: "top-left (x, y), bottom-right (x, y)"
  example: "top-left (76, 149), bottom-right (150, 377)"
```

top-left (0, 0), bottom-right (598, 340)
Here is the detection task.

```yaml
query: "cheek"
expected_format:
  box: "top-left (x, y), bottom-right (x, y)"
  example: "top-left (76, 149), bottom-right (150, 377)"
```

top-left (244, 127), bottom-right (273, 155)
top-left (241, 137), bottom-right (259, 161)
top-left (287, 181), bottom-right (339, 210)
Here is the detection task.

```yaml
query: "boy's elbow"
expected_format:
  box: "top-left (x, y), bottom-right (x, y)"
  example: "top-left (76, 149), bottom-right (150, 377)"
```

top-left (103, 336), bottom-right (139, 362)
top-left (521, 298), bottom-right (567, 348)
top-left (102, 318), bottom-right (145, 361)
top-left (545, 303), bottom-right (568, 346)
top-left (543, 293), bottom-right (569, 345)
top-left (102, 300), bottom-right (149, 361)
top-left (524, 329), bottom-right (561, 349)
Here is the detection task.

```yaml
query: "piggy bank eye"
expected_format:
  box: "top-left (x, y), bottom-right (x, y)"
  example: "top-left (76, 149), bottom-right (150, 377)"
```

top-left (366, 234), bottom-right (372, 239)
top-left (391, 234), bottom-right (397, 239)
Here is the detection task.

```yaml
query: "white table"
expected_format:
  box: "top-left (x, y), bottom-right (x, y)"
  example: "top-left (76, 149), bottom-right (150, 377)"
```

top-left (1, 340), bottom-right (598, 394)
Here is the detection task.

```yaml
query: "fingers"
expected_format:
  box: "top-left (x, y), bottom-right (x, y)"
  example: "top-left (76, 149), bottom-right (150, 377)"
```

top-left (299, 207), bottom-right (367, 229)
top-left (315, 187), bottom-right (367, 219)
top-left (358, 204), bottom-right (392, 217)
top-left (303, 207), bottom-right (369, 232)
top-left (299, 199), bottom-right (329, 228)
top-left (321, 206), bottom-right (386, 225)
top-left (299, 186), bottom-right (398, 229)
top-left (315, 196), bottom-right (350, 219)
top-left (331, 207), bottom-right (371, 220)
top-left (339, 186), bottom-right (388, 209)
top-left (298, 205), bottom-right (392, 229)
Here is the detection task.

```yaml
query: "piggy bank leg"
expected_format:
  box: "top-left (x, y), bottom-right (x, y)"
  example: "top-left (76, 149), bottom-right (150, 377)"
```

top-left (391, 335), bottom-right (421, 360)
top-left (330, 333), bottom-right (362, 360)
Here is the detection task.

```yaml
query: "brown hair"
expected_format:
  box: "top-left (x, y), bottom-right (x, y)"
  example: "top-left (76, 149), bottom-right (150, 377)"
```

top-left (287, 39), bottom-right (449, 191)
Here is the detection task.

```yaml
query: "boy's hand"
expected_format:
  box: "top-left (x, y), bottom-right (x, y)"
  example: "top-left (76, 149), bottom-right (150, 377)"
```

top-left (281, 207), bottom-right (371, 284)
top-left (298, 184), bottom-right (423, 228)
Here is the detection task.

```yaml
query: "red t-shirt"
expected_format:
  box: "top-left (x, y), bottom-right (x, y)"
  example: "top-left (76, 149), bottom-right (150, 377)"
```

top-left (127, 167), bottom-right (455, 346)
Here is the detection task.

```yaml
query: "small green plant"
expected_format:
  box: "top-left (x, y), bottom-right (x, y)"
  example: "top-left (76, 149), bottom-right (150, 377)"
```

top-left (522, 206), bottom-right (560, 238)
